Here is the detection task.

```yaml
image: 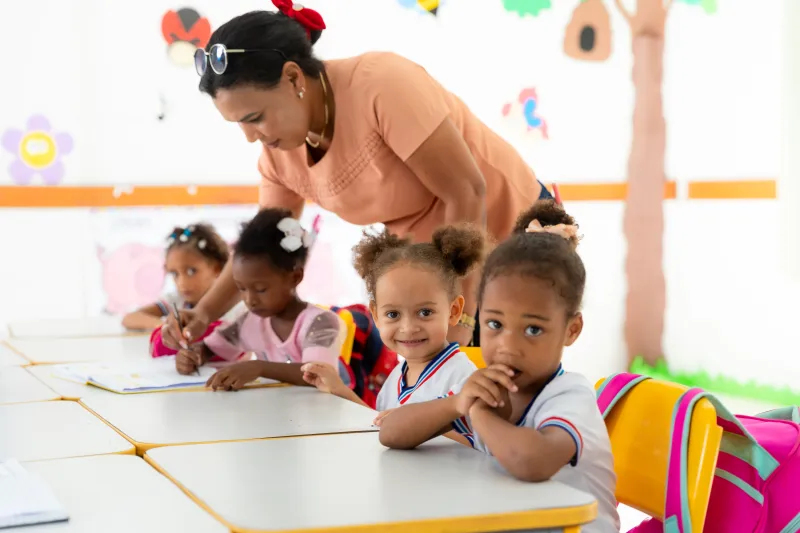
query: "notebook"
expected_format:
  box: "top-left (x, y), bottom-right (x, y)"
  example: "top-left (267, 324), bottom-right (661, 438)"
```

top-left (0, 459), bottom-right (69, 529)
top-left (49, 357), bottom-right (277, 394)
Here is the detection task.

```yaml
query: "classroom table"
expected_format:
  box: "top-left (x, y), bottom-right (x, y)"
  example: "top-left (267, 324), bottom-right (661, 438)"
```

top-left (6, 316), bottom-right (139, 339)
top-left (20, 455), bottom-right (228, 532)
top-left (0, 401), bottom-right (135, 462)
top-left (145, 433), bottom-right (598, 533)
top-left (81, 386), bottom-right (377, 453)
top-left (6, 335), bottom-right (150, 365)
top-left (0, 367), bottom-right (60, 405)
top-left (0, 342), bottom-right (27, 367)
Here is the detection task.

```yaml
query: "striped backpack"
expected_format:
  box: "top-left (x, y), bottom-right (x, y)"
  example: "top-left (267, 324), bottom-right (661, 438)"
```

top-left (596, 373), bottom-right (800, 533)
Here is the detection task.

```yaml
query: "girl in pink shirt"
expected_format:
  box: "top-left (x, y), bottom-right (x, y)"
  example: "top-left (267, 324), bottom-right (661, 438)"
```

top-left (175, 208), bottom-right (346, 390)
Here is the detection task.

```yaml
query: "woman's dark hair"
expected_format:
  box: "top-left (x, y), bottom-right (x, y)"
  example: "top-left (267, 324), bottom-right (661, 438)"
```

top-left (234, 208), bottom-right (309, 272)
top-left (199, 10), bottom-right (324, 98)
top-left (166, 223), bottom-right (229, 268)
top-left (479, 200), bottom-right (586, 315)
top-left (353, 224), bottom-right (487, 302)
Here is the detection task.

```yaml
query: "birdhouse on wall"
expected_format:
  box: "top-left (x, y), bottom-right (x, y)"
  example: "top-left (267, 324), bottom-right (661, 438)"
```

top-left (564, 0), bottom-right (612, 61)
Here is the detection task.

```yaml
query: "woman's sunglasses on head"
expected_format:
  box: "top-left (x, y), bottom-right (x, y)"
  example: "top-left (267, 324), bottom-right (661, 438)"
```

top-left (194, 44), bottom-right (286, 76)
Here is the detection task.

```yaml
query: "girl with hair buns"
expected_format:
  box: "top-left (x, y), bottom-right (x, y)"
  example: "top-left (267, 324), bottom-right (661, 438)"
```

top-left (162, 0), bottom-right (553, 352)
top-left (376, 200), bottom-right (620, 533)
top-left (301, 223), bottom-right (487, 425)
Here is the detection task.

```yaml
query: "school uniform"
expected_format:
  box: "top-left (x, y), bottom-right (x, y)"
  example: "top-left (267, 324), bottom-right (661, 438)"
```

top-left (375, 342), bottom-right (476, 412)
top-left (448, 366), bottom-right (620, 533)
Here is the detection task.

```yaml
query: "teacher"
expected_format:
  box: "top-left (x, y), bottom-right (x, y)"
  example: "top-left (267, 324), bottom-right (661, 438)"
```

top-left (163, 0), bottom-right (552, 350)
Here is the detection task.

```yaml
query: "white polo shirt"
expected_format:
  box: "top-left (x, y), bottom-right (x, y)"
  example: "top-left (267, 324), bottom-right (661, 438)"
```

top-left (449, 369), bottom-right (620, 533)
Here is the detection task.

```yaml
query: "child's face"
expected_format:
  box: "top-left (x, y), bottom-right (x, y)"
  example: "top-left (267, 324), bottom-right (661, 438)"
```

top-left (480, 273), bottom-right (583, 392)
top-left (232, 255), bottom-right (302, 318)
top-left (165, 247), bottom-right (222, 306)
top-left (370, 263), bottom-right (463, 362)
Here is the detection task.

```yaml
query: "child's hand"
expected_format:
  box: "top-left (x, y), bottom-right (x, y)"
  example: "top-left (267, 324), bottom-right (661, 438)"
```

top-left (455, 364), bottom-right (518, 416)
top-left (373, 408), bottom-right (395, 427)
top-left (301, 362), bottom-right (347, 395)
top-left (176, 345), bottom-right (204, 375)
top-left (206, 361), bottom-right (262, 391)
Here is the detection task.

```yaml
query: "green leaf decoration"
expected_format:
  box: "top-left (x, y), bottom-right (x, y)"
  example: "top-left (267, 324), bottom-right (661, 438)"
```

top-left (677, 0), bottom-right (717, 14)
top-left (629, 356), bottom-right (800, 405)
top-left (502, 0), bottom-right (552, 17)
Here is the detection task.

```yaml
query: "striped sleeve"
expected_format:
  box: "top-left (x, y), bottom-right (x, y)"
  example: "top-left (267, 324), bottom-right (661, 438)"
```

top-left (530, 380), bottom-right (598, 467)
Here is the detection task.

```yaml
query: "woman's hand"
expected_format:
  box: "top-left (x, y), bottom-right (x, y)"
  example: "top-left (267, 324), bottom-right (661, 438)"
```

top-left (301, 362), bottom-right (348, 395)
top-left (206, 360), bottom-right (263, 391)
top-left (162, 308), bottom-right (211, 350)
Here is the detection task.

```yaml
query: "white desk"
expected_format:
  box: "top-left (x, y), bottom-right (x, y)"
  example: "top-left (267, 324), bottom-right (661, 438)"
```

top-left (0, 367), bottom-right (60, 405)
top-left (7, 316), bottom-right (137, 339)
top-left (6, 335), bottom-right (150, 365)
top-left (0, 401), bottom-right (134, 462)
top-left (21, 455), bottom-right (227, 532)
top-left (146, 433), bottom-right (597, 532)
top-left (81, 386), bottom-right (377, 452)
top-left (0, 342), bottom-right (27, 366)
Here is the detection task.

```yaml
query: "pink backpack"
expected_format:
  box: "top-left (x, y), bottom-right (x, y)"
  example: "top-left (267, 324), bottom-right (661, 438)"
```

top-left (596, 373), bottom-right (800, 533)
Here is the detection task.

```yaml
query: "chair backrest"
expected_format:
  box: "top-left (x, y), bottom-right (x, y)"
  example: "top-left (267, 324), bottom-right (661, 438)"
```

top-left (335, 308), bottom-right (357, 365)
top-left (461, 347), bottom-right (485, 368)
top-left (594, 377), bottom-right (722, 532)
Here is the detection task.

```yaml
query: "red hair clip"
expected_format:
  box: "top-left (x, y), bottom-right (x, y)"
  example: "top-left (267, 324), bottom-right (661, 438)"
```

top-left (271, 0), bottom-right (326, 39)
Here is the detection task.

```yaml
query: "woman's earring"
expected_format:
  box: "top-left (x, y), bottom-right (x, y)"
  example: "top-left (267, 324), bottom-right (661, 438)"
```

top-left (298, 89), bottom-right (305, 99)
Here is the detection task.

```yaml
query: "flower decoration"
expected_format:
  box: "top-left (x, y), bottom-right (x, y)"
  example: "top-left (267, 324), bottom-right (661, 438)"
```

top-left (1, 115), bottom-right (74, 185)
top-left (501, 87), bottom-right (549, 139)
top-left (277, 217), bottom-right (314, 252)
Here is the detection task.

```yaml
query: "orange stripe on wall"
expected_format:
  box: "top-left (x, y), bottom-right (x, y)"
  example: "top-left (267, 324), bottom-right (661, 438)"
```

top-left (0, 180), bottom-right (777, 208)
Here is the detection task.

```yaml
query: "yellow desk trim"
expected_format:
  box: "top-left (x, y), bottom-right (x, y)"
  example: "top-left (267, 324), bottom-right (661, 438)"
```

top-left (144, 452), bottom-right (596, 533)
top-left (2, 341), bottom-right (33, 365)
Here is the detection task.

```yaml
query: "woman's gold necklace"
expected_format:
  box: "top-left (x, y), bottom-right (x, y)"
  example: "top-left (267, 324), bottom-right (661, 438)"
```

top-left (305, 73), bottom-right (329, 149)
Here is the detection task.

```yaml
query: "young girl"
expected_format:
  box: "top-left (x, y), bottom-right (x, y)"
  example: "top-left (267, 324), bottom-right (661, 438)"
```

top-left (175, 208), bottom-right (347, 390)
top-left (376, 201), bottom-right (620, 533)
top-left (301, 224), bottom-right (484, 421)
top-left (122, 224), bottom-right (241, 331)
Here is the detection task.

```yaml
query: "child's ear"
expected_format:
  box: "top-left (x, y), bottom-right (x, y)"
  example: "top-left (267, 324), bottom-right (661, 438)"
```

top-left (563, 312), bottom-right (583, 347)
top-left (448, 295), bottom-right (466, 327)
top-left (290, 266), bottom-right (305, 287)
top-left (368, 301), bottom-right (378, 322)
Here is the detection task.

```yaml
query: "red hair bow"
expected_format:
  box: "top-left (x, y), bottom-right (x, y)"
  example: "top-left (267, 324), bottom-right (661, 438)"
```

top-left (271, 0), bottom-right (326, 38)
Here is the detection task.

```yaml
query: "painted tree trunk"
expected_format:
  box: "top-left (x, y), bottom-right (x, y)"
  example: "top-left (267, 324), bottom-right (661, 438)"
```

top-left (623, 34), bottom-right (667, 366)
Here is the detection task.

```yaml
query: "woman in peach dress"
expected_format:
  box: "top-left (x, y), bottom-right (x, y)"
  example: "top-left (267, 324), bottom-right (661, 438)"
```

top-left (163, 1), bottom-right (552, 350)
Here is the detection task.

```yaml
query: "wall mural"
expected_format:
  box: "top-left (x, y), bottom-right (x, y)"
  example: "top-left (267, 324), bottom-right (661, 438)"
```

top-left (1, 115), bottom-right (74, 185)
top-left (503, 0), bottom-right (552, 17)
top-left (561, 0), bottom-right (716, 366)
top-left (501, 87), bottom-right (549, 141)
top-left (397, 0), bottom-right (441, 16)
top-left (98, 243), bottom-right (166, 315)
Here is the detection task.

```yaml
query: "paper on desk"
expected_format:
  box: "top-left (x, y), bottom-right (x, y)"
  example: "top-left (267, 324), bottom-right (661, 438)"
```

top-left (48, 357), bottom-right (277, 394)
top-left (0, 459), bottom-right (69, 529)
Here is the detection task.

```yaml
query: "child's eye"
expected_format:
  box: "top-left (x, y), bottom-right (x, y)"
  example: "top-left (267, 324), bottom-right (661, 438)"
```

top-left (385, 311), bottom-right (399, 319)
top-left (186, 268), bottom-right (197, 276)
top-left (418, 308), bottom-right (433, 317)
top-left (486, 319), bottom-right (502, 330)
top-left (525, 325), bottom-right (543, 337)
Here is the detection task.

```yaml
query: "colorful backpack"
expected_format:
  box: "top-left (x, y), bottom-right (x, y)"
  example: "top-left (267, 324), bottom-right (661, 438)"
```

top-left (332, 304), bottom-right (399, 409)
top-left (596, 373), bottom-right (800, 533)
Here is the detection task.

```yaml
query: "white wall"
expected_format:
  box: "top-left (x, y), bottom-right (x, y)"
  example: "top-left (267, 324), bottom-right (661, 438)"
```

top-left (0, 0), bottom-right (796, 388)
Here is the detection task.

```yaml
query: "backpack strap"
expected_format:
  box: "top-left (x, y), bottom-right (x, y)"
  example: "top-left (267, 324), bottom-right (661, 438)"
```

top-left (596, 372), bottom-right (651, 417)
top-left (756, 406), bottom-right (800, 423)
top-left (663, 388), bottom-right (705, 533)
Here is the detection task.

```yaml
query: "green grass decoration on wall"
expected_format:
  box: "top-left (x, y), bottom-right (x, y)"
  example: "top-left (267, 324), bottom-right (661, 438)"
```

top-left (630, 357), bottom-right (800, 406)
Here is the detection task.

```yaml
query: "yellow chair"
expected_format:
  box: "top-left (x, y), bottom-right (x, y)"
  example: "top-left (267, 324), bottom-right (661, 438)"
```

top-left (594, 377), bottom-right (722, 532)
top-left (335, 308), bottom-right (357, 365)
top-left (461, 347), bottom-right (485, 368)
